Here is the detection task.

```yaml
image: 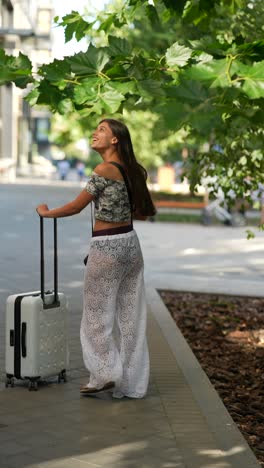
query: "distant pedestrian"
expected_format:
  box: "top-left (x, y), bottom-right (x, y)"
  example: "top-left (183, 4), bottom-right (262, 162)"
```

top-left (57, 158), bottom-right (70, 180)
top-left (36, 118), bottom-right (156, 399)
top-left (76, 161), bottom-right (85, 181)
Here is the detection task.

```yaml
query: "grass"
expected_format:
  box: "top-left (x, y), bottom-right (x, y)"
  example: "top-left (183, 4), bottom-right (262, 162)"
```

top-left (154, 213), bottom-right (201, 223)
top-left (153, 213), bottom-right (261, 225)
top-left (150, 191), bottom-right (204, 203)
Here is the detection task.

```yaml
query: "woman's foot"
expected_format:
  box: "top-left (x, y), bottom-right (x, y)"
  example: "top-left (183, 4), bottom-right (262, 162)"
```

top-left (80, 381), bottom-right (115, 395)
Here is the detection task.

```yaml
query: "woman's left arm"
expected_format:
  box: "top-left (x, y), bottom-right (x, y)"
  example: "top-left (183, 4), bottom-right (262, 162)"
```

top-left (36, 190), bottom-right (94, 218)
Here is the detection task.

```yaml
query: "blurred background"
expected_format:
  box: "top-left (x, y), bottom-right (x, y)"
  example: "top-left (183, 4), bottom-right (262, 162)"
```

top-left (0, 0), bottom-right (263, 228)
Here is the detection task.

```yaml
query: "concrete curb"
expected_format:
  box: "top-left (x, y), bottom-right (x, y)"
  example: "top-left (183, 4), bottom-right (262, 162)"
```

top-left (148, 274), bottom-right (264, 297)
top-left (0, 177), bottom-right (85, 188)
top-left (147, 285), bottom-right (261, 467)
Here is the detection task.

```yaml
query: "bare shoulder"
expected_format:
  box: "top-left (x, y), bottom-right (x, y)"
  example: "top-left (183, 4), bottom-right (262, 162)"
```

top-left (93, 162), bottom-right (124, 181)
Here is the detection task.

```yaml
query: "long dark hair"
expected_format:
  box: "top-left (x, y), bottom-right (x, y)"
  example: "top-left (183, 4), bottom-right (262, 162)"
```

top-left (100, 118), bottom-right (156, 217)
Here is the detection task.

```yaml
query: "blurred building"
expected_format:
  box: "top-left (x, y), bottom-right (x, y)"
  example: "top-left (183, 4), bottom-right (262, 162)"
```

top-left (0, 0), bottom-right (53, 178)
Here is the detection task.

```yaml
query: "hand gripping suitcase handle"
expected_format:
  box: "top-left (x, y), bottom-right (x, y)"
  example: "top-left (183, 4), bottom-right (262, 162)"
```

top-left (40, 217), bottom-right (60, 309)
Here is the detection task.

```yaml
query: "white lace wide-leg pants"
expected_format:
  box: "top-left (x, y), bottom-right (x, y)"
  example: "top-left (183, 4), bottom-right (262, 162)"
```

top-left (80, 230), bottom-right (149, 399)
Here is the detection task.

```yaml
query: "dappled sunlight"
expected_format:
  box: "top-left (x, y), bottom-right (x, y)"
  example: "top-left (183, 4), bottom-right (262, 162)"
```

top-left (199, 445), bottom-right (245, 457)
top-left (62, 280), bottom-right (83, 288)
top-left (248, 258), bottom-right (264, 265)
top-left (181, 248), bottom-right (206, 255)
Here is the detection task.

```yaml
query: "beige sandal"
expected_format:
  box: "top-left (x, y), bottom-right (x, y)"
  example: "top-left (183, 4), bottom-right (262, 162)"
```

top-left (80, 381), bottom-right (115, 395)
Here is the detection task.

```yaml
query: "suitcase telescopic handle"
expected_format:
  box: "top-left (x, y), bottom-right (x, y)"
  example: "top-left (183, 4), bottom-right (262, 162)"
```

top-left (40, 217), bottom-right (60, 309)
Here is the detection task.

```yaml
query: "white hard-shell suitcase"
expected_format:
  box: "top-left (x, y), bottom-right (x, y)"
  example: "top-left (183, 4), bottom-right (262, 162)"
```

top-left (5, 218), bottom-right (69, 391)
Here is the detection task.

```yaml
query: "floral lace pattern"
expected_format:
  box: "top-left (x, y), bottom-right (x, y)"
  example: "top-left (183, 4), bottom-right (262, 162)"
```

top-left (80, 231), bottom-right (149, 398)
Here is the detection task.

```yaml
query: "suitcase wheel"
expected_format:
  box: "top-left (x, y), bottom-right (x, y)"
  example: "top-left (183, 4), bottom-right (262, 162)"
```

top-left (58, 370), bottom-right (67, 383)
top-left (5, 377), bottom-right (15, 388)
top-left (28, 380), bottom-right (38, 391)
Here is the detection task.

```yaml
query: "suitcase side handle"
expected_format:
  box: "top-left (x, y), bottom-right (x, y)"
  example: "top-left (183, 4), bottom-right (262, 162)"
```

top-left (21, 323), bottom-right (27, 358)
top-left (40, 217), bottom-right (60, 309)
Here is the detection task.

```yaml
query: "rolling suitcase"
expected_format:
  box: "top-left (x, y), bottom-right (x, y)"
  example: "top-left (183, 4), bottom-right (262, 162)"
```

top-left (5, 217), bottom-right (69, 391)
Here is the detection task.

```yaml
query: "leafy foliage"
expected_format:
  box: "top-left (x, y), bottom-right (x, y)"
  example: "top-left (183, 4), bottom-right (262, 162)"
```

top-left (0, 0), bottom-right (264, 198)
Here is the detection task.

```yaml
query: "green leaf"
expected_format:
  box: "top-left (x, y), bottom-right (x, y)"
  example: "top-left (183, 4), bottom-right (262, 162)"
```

top-left (60, 11), bottom-right (93, 43)
top-left (239, 156), bottom-right (247, 165)
top-left (98, 14), bottom-right (116, 33)
top-left (109, 81), bottom-right (136, 95)
top-left (234, 40), bottom-right (264, 60)
top-left (161, 0), bottom-right (186, 14)
top-left (36, 81), bottom-right (64, 109)
top-left (194, 52), bottom-right (214, 64)
top-left (166, 80), bottom-right (208, 103)
top-left (145, 4), bottom-right (160, 27)
top-left (73, 77), bottom-right (101, 105)
top-left (166, 42), bottom-right (192, 68)
top-left (183, 59), bottom-right (231, 88)
top-left (108, 36), bottom-right (132, 56)
top-left (58, 98), bottom-right (75, 115)
top-left (25, 87), bottom-right (40, 106)
top-left (99, 87), bottom-right (125, 113)
top-left (79, 101), bottom-right (103, 117)
top-left (105, 63), bottom-right (127, 79)
top-left (40, 59), bottom-right (71, 83)
top-left (246, 229), bottom-right (255, 240)
top-left (239, 61), bottom-right (264, 99)
top-left (137, 79), bottom-right (166, 98)
top-left (68, 45), bottom-right (110, 76)
top-left (0, 51), bottom-right (33, 88)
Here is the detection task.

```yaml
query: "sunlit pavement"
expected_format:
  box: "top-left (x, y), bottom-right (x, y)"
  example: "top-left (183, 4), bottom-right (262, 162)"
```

top-left (0, 182), bottom-right (261, 467)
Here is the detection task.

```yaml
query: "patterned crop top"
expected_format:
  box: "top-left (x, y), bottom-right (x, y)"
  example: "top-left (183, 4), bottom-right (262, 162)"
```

top-left (85, 172), bottom-right (131, 223)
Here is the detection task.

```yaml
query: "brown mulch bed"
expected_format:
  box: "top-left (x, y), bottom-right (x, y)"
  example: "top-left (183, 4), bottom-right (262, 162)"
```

top-left (159, 290), bottom-right (264, 466)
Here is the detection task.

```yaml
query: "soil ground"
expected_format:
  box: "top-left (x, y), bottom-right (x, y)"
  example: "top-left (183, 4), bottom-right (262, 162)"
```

top-left (159, 290), bottom-right (264, 467)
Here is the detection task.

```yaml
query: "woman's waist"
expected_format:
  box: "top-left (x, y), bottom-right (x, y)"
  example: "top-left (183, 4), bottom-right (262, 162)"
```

top-left (93, 219), bottom-right (131, 231)
top-left (92, 222), bottom-right (133, 238)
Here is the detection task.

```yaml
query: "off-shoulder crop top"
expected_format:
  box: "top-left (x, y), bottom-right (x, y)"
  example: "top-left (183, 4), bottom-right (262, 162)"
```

top-left (85, 172), bottom-right (131, 223)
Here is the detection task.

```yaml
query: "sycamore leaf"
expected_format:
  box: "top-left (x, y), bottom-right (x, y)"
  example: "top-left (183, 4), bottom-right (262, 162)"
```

top-left (99, 87), bottom-right (125, 113)
top-left (233, 40), bottom-right (264, 60)
top-left (25, 87), bottom-right (40, 106)
top-left (0, 51), bottom-right (33, 87)
top-left (166, 80), bottom-right (208, 103)
top-left (183, 59), bottom-right (234, 88)
top-left (108, 81), bottom-right (136, 95)
top-left (161, 0), bottom-right (186, 14)
top-left (79, 101), bottom-right (103, 117)
top-left (40, 59), bottom-right (71, 83)
top-left (67, 45), bottom-right (110, 76)
top-left (105, 63), bottom-right (127, 79)
top-left (58, 98), bottom-right (75, 115)
top-left (35, 81), bottom-right (64, 109)
top-left (166, 42), bottom-right (192, 68)
top-left (73, 77), bottom-right (102, 105)
top-left (137, 79), bottom-right (166, 98)
top-left (98, 14), bottom-right (117, 33)
top-left (145, 4), bottom-right (160, 27)
top-left (238, 61), bottom-right (264, 99)
top-left (60, 11), bottom-right (93, 43)
top-left (108, 35), bottom-right (132, 56)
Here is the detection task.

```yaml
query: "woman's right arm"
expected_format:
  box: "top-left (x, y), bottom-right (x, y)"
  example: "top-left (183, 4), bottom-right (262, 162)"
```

top-left (36, 189), bottom-right (94, 218)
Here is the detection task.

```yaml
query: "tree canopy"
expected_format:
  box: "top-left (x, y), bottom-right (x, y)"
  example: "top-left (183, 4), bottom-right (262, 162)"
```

top-left (1, 0), bottom-right (264, 198)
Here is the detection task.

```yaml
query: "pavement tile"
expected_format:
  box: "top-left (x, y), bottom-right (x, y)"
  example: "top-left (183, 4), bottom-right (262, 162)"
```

top-left (0, 214), bottom-right (261, 468)
top-left (0, 440), bottom-right (29, 456)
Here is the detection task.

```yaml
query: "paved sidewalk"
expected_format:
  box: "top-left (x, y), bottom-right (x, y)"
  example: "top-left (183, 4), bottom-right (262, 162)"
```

top-left (1, 183), bottom-right (263, 467)
top-left (0, 283), bottom-right (261, 467)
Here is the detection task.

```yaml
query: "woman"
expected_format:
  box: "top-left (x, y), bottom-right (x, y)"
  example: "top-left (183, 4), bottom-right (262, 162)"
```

top-left (36, 118), bottom-right (156, 399)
